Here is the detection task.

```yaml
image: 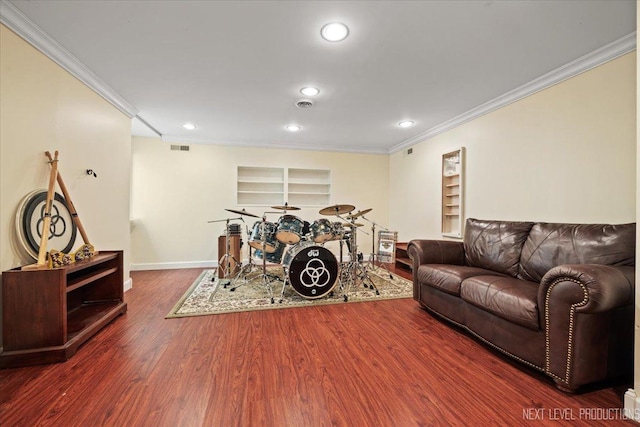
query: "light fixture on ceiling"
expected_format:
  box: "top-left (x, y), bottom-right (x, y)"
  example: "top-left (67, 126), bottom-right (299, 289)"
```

top-left (321, 22), bottom-right (349, 42)
top-left (286, 124), bottom-right (301, 132)
top-left (182, 123), bottom-right (197, 130)
top-left (300, 87), bottom-right (320, 96)
top-left (398, 120), bottom-right (415, 128)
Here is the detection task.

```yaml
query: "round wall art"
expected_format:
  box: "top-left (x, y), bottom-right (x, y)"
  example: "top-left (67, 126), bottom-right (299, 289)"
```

top-left (15, 189), bottom-right (78, 260)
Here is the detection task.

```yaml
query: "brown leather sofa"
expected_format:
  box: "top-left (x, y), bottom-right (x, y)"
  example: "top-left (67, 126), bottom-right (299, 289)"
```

top-left (407, 218), bottom-right (635, 392)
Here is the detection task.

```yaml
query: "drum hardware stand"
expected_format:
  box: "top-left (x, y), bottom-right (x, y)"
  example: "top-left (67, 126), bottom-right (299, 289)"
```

top-left (335, 215), bottom-right (378, 301)
top-left (208, 216), bottom-right (244, 285)
top-left (361, 215), bottom-right (394, 280)
top-left (242, 213), bottom-right (281, 303)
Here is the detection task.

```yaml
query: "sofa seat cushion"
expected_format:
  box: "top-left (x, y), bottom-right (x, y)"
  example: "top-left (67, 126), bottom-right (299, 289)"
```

top-left (460, 275), bottom-right (540, 331)
top-left (417, 265), bottom-right (504, 296)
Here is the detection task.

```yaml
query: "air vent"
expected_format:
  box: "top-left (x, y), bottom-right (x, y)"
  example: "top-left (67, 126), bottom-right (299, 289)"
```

top-left (170, 144), bottom-right (190, 151)
top-left (296, 99), bottom-right (313, 108)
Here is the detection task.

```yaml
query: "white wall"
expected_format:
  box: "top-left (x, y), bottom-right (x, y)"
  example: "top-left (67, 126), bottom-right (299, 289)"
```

top-left (0, 25), bottom-right (132, 283)
top-left (131, 138), bottom-right (389, 269)
top-left (389, 52), bottom-right (636, 242)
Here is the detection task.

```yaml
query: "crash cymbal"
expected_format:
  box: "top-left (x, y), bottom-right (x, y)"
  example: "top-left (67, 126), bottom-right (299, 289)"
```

top-left (319, 204), bottom-right (355, 216)
top-left (271, 202), bottom-right (301, 211)
top-left (348, 208), bottom-right (372, 219)
top-left (343, 222), bottom-right (364, 227)
top-left (225, 208), bottom-right (260, 218)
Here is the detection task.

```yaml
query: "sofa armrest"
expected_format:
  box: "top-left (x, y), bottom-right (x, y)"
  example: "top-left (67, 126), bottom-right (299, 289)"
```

top-left (407, 239), bottom-right (465, 269)
top-left (539, 264), bottom-right (634, 314)
top-left (538, 264), bottom-right (635, 391)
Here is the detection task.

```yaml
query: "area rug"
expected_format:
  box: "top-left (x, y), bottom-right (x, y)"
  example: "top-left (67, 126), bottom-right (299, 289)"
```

top-left (166, 265), bottom-right (413, 318)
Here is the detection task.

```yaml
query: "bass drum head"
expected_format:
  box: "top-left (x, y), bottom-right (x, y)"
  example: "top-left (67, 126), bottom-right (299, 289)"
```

top-left (15, 189), bottom-right (78, 260)
top-left (285, 244), bottom-right (338, 299)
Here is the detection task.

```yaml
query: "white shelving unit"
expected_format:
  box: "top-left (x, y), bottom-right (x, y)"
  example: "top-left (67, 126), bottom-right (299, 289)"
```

top-left (441, 147), bottom-right (465, 238)
top-left (237, 167), bottom-right (331, 207)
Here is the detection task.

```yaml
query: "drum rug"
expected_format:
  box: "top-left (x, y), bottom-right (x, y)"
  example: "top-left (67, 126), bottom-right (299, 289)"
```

top-left (166, 266), bottom-right (412, 318)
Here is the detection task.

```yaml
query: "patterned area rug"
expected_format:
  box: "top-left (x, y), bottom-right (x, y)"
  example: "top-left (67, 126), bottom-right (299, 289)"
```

top-left (166, 265), bottom-right (413, 318)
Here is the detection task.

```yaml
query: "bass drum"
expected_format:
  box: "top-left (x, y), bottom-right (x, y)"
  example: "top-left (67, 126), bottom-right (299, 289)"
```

top-left (283, 242), bottom-right (338, 299)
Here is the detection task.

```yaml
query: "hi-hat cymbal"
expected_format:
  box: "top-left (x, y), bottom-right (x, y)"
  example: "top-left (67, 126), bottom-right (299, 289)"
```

top-left (348, 208), bottom-right (372, 219)
top-left (319, 204), bottom-right (355, 216)
top-left (343, 222), bottom-right (364, 227)
top-left (272, 203), bottom-right (301, 211)
top-left (225, 208), bottom-right (260, 218)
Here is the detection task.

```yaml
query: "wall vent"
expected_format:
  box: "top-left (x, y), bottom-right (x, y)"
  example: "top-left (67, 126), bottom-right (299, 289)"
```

top-left (170, 144), bottom-right (190, 151)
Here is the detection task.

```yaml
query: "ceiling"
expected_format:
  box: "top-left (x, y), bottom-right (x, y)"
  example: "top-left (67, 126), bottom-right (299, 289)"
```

top-left (2, 1), bottom-right (636, 154)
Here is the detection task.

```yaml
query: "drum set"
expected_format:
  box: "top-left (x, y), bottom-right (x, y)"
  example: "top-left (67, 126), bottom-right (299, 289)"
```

top-left (208, 203), bottom-right (395, 303)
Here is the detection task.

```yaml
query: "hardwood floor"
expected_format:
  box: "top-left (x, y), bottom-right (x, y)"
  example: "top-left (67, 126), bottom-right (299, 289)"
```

top-left (0, 266), bottom-right (633, 426)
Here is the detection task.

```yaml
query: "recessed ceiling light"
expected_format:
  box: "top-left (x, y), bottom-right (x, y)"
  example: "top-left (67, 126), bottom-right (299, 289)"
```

top-left (182, 123), bottom-right (197, 130)
top-left (321, 22), bottom-right (349, 42)
top-left (300, 87), bottom-right (320, 96)
top-left (398, 120), bottom-right (415, 128)
top-left (286, 124), bottom-right (301, 132)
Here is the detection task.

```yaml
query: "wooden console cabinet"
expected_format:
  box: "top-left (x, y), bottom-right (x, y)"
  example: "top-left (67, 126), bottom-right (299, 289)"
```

top-left (1, 250), bottom-right (127, 368)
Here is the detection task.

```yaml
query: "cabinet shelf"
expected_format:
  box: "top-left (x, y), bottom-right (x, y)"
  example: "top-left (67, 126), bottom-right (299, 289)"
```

top-left (67, 266), bottom-right (118, 293)
top-left (1, 250), bottom-right (127, 368)
top-left (442, 148), bottom-right (465, 238)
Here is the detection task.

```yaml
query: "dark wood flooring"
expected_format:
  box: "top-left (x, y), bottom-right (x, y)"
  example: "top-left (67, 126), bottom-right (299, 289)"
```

top-left (0, 265), bottom-right (633, 426)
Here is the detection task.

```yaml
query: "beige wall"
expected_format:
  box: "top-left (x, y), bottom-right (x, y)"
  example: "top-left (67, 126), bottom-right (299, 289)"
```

top-left (389, 52), bottom-right (637, 242)
top-left (0, 25), bottom-right (132, 283)
top-left (131, 137), bottom-right (389, 268)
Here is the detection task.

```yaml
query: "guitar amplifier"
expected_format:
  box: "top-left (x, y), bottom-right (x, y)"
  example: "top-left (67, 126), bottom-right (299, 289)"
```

top-left (377, 231), bottom-right (398, 264)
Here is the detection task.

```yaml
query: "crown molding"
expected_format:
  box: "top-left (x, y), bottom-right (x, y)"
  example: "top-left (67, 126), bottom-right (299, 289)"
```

top-left (161, 135), bottom-right (389, 155)
top-left (0, 0), bottom-right (138, 118)
top-left (389, 31), bottom-right (637, 154)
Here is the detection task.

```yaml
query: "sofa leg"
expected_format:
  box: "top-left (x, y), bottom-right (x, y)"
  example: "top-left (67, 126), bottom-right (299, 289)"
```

top-left (554, 380), bottom-right (577, 393)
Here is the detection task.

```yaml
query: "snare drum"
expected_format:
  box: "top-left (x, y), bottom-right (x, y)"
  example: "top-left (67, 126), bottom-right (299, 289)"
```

top-left (330, 222), bottom-right (345, 241)
top-left (254, 241), bottom-right (285, 264)
top-left (283, 241), bottom-right (338, 299)
top-left (310, 218), bottom-right (333, 243)
top-left (248, 221), bottom-right (278, 253)
top-left (276, 215), bottom-right (305, 244)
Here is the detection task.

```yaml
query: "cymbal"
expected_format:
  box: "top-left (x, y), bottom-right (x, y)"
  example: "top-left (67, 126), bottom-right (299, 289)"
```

top-left (319, 204), bottom-right (355, 216)
top-left (225, 208), bottom-right (260, 218)
top-left (348, 208), bottom-right (372, 219)
top-left (343, 222), bottom-right (364, 227)
top-left (271, 203), bottom-right (301, 211)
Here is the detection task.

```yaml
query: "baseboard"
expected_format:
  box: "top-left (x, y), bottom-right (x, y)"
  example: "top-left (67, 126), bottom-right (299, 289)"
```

top-left (624, 389), bottom-right (640, 422)
top-left (130, 261), bottom-right (217, 271)
top-left (123, 277), bottom-right (133, 292)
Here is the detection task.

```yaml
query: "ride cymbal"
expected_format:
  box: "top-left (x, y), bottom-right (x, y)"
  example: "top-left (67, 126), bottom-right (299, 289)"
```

top-left (225, 208), bottom-right (260, 218)
top-left (343, 223), bottom-right (364, 227)
top-left (272, 203), bottom-right (301, 211)
top-left (348, 208), bottom-right (372, 219)
top-left (319, 204), bottom-right (355, 216)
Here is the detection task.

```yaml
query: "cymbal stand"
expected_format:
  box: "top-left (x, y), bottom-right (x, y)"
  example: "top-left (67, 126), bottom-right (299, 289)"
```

top-left (207, 216), bottom-right (243, 285)
top-left (246, 213), bottom-right (281, 303)
top-left (229, 223), bottom-right (259, 291)
top-left (336, 215), bottom-right (378, 301)
top-left (361, 215), bottom-right (394, 280)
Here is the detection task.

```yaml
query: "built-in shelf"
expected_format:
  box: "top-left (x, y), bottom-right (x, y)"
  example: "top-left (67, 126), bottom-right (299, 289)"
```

top-left (442, 148), bottom-right (465, 238)
top-left (237, 167), bottom-right (331, 206)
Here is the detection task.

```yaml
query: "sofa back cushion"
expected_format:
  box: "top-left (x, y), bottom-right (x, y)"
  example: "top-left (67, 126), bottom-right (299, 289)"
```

top-left (464, 218), bottom-right (534, 277)
top-left (518, 222), bottom-right (636, 282)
